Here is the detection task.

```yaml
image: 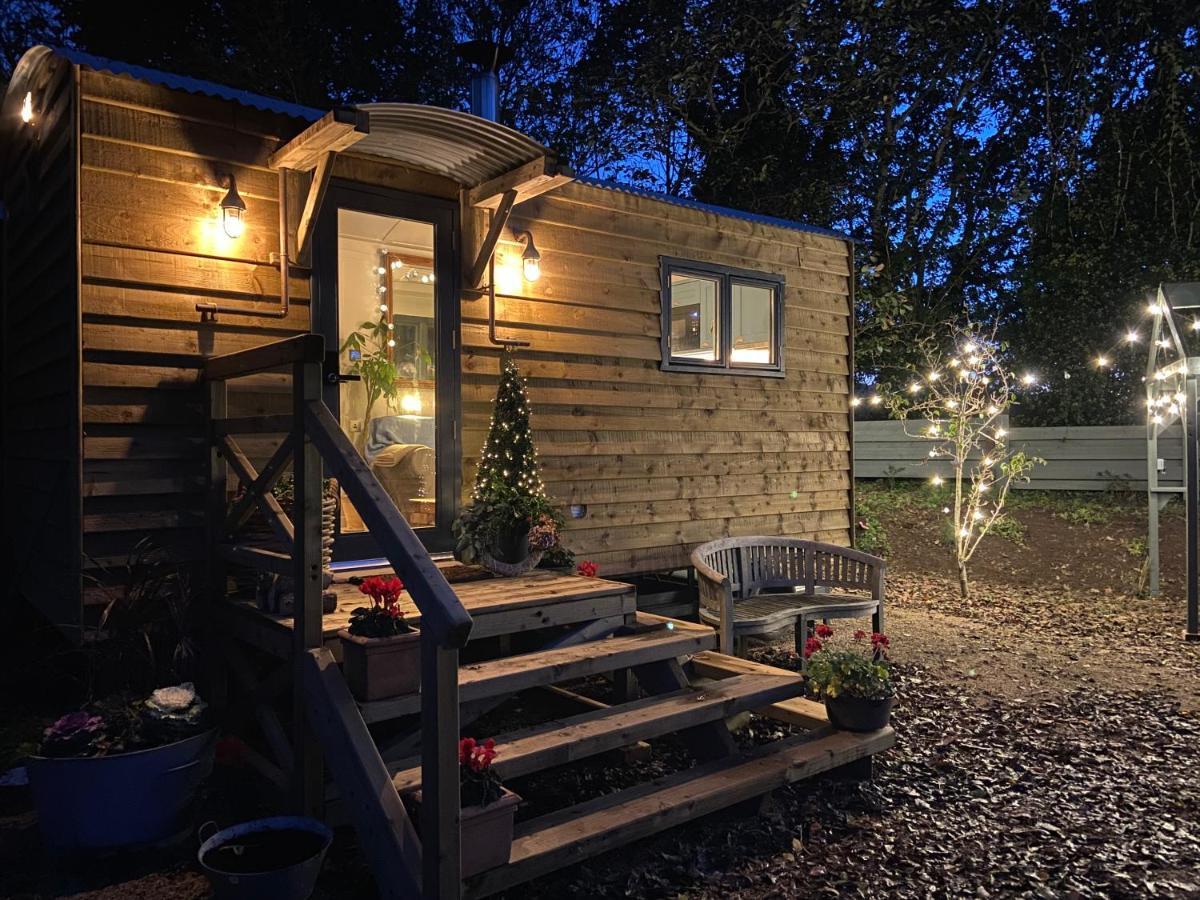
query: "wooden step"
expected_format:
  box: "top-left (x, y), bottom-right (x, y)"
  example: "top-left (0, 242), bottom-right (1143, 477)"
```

top-left (360, 621), bottom-right (718, 723)
top-left (688, 650), bottom-right (829, 729)
top-left (388, 672), bottom-right (805, 793)
top-left (465, 725), bottom-right (896, 898)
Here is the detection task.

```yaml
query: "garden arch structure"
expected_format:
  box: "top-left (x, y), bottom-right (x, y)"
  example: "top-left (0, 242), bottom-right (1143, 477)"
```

top-left (1144, 282), bottom-right (1200, 640)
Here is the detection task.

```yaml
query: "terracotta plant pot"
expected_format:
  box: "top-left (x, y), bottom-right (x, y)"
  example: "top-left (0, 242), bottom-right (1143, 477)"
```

top-left (460, 788), bottom-right (521, 877)
top-left (338, 628), bottom-right (421, 701)
top-left (824, 694), bottom-right (895, 732)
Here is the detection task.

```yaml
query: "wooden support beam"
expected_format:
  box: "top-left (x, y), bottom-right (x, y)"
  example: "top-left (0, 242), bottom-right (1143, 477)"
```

top-left (204, 379), bottom-right (229, 716)
top-left (302, 648), bottom-right (422, 897)
top-left (223, 639), bottom-right (295, 774)
top-left (269, 107), bottom-right (369, 171)
top-left (214, 415), bottom-right (294, 436)
top-left (219, 543), bottom-right (292, 576)
top-left (467, 157), bottom-right (574, 210)
top-left (292, 358), bottom-right (325, 818)
top-left (296, 151), bottom-right (336, 262)
top-left (205, 333), bottom-right (325, 381)
top-left (467, 189), bottom-right (517, 290)
top-left (422, 640), bottom-right (462, 900)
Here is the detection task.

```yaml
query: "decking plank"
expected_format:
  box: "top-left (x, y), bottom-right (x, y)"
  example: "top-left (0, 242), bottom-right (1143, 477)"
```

top-left (388, 672), bottom-right (804, 792)
top-left (465, 726), bottom-right (895, 897)
top-left (360, 623), bottom-right (717, 723)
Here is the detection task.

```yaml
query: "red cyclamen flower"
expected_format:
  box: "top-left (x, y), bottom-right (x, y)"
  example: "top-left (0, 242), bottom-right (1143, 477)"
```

top-left (815, 623), bottom-right (834, 639)
top-left (870, 632), bottom-right (889, 649)
top-left (853, 629), bottom-right (867, 641)
top-left (577, 561), bottom-right (599, 578)
top-left (803, 636), bottom-right (823, 658)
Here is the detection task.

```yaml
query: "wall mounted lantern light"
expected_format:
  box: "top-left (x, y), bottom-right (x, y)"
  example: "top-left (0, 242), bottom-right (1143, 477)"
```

top-left (516, 229), bottom-right (541, 282)
top-left (219, 174), bottom-right (247, 238)
top-left (20, 91), bottom-right (33, 125)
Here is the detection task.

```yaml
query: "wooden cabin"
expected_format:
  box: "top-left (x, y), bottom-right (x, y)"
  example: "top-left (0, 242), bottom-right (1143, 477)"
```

top-left (2, 45), bottom-right (853, 635)
top-left (1, 46), bottom-right (875, 899)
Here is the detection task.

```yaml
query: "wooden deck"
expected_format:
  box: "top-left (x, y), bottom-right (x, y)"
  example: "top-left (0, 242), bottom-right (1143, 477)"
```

top-left (217, 570), bottom-right (638, 660)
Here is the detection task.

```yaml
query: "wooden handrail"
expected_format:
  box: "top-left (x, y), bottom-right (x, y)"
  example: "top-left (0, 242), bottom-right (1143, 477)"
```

top-left (304, 399), bottom-right (473, 649)
top-left (205, 333), bottom-right (324, 381)
top-left (207, 334), bottom-right (470, 898)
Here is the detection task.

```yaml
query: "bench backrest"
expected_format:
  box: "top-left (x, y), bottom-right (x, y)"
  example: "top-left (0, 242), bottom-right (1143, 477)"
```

top-left (693, 537), bottom-right (883, 599)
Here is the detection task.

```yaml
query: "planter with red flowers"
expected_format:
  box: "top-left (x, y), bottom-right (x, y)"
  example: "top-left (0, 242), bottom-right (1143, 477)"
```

top-left (803, 625), bottom-right (895, 732)
top-left (337, 575), bottom-right (420, 702)
top-left (456, 736), bottom-right (520, 876)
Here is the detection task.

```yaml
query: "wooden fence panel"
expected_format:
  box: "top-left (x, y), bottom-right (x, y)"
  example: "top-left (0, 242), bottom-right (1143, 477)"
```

top-left (854, 420), bottom-right (1182, 491)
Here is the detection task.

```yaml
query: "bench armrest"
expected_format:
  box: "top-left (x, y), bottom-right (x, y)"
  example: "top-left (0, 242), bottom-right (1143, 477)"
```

top-left (691, 550), bottom-right (735, 655)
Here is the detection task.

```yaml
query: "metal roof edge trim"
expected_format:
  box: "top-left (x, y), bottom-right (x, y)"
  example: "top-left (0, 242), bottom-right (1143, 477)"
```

top-left (575, 175), bottom-right (854, 243)
top-left (52, 46), bottom-right (325, 122)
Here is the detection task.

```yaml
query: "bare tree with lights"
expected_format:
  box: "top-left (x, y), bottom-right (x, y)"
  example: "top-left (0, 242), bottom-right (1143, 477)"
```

top-left (873, 322), bottom-right (1043, 598)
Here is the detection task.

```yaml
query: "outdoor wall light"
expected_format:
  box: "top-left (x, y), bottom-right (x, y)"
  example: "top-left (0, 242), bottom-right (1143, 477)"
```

top-left (219, 174), bottom-right (247, 238)
top-left (20, 91), bottom-right (33, 124)
top-left (516, 230), bottom-right (541, 282)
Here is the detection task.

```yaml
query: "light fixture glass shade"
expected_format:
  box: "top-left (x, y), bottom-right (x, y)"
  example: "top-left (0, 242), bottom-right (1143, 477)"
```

top-left (220, 175), bottom-right (247, 238)
top-left (20, 91), bottom-right (33, 124)
top-left (518, 230), bottom-right (541, 282)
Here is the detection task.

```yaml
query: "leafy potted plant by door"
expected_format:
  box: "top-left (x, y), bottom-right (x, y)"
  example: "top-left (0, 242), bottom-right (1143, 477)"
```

top-left (27, 684), bottom-right (215, 855)
top-left (803, 626), bottom-right (896, 732)
top-left (338, 575), bottom-right (420, 701)
top-left (453, 352), bottom-right (568, 576)
top-left (457, 737), bottom-right (520, 877)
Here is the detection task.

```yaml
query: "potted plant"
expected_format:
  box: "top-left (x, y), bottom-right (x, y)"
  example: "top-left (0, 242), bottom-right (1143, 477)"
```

top-left (803, 626), bottom-right (896, 732)
top-left (453, 353), bottom-right (569, 576)
top-left (458, 737), bottom-right (520, 877)
top-left (338, 575), bottom-right (420, 701)
top-left (27, 684), bottom-right (215, 855)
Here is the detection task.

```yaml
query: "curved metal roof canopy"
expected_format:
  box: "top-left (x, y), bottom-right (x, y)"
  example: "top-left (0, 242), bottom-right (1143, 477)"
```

top-left (354, 103), bottom-right (553, 188)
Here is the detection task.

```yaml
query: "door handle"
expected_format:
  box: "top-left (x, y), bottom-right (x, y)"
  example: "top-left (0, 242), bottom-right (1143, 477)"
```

top-left (323, 350), bottom-right (361, 384)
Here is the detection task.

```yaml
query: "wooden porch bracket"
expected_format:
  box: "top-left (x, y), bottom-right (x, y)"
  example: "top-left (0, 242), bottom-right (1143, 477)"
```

top-left (268, 107), bottom-right (369, 171)
top-left (467, 156), bottom-right (574, 210)
top-left (467, 188), bottom-right (517, 291)
top-left (296, 151), bottom-right (336, 263)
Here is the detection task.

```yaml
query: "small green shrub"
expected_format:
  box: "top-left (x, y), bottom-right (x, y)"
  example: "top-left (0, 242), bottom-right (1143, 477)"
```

top-left (989, 513), bottom-right (1027, 545)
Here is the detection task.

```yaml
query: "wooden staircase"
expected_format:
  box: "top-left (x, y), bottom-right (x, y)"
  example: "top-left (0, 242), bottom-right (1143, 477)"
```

top-left (205, 335), bottom-right (895, 899)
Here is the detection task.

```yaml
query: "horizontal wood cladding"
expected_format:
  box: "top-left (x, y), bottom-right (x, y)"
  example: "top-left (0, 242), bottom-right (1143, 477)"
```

top-left (464, 179), bottom-right (854, 574)
top-left (77, 70), bottom-right (309, 567)
top-left (2, 48), bottom-right (82, 631)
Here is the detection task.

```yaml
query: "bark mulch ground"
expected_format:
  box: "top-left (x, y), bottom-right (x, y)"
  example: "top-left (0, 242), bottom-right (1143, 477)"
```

top-left (4, 489), bottom-right (1200, 897)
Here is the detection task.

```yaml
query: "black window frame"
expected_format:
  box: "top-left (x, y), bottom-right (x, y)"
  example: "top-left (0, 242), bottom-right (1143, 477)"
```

top-left (659, 256), bottom-right (785, 377)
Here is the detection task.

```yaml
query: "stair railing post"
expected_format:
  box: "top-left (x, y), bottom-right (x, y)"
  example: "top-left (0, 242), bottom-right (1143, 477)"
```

top-left (422, 636), bottom-right (462, 899)
top-left (293, 356), bottom-right (325, 816)
top-left (205, 377), bottom-right (229, 716)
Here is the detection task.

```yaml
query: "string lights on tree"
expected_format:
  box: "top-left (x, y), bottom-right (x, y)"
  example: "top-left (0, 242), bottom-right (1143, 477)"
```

top-left (879, 321), bottom-right (1043, 599)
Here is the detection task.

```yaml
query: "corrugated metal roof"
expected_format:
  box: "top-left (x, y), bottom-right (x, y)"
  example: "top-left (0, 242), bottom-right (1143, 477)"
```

top-left (46, 45), bottom-right (848, 239)
top-left (354, 103), bottom-right (551, 187)
top-left (53, 46), bottom-right (324, 121)
top-left (577, 175), bottom-right (853, 242)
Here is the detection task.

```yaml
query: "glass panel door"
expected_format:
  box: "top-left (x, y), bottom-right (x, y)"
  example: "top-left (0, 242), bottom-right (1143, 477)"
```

top-left (315, 184), bottom-right (459, 560)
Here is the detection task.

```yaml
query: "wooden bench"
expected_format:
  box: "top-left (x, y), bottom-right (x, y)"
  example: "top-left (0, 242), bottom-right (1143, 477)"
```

top-left (690, 537), bottom-right (885, 659)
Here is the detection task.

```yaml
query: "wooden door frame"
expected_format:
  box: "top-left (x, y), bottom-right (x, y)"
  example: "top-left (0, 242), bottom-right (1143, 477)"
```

top-left (311, 179), bottom-right (461, 559)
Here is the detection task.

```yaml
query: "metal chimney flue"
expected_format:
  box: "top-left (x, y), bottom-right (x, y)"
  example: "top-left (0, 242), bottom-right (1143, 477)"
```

top-left (458, 40), bottom-right (514, 121)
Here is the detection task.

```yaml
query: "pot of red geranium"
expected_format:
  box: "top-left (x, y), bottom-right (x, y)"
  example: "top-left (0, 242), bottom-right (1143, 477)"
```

top-left (803, 626), bottom-right (895, 732)
top-left (457, 737), bottom-right (520, 877)
top-left (338, 575), bottom-right (420, 702)
top-left (27, 684), bottom-right (214, 855)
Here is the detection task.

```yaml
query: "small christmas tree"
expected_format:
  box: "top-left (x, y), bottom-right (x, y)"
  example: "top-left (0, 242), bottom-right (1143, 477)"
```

top-left (453, 351), bottom-right (568, 573)
top-left (471, 353), bottom-right (546, 501)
